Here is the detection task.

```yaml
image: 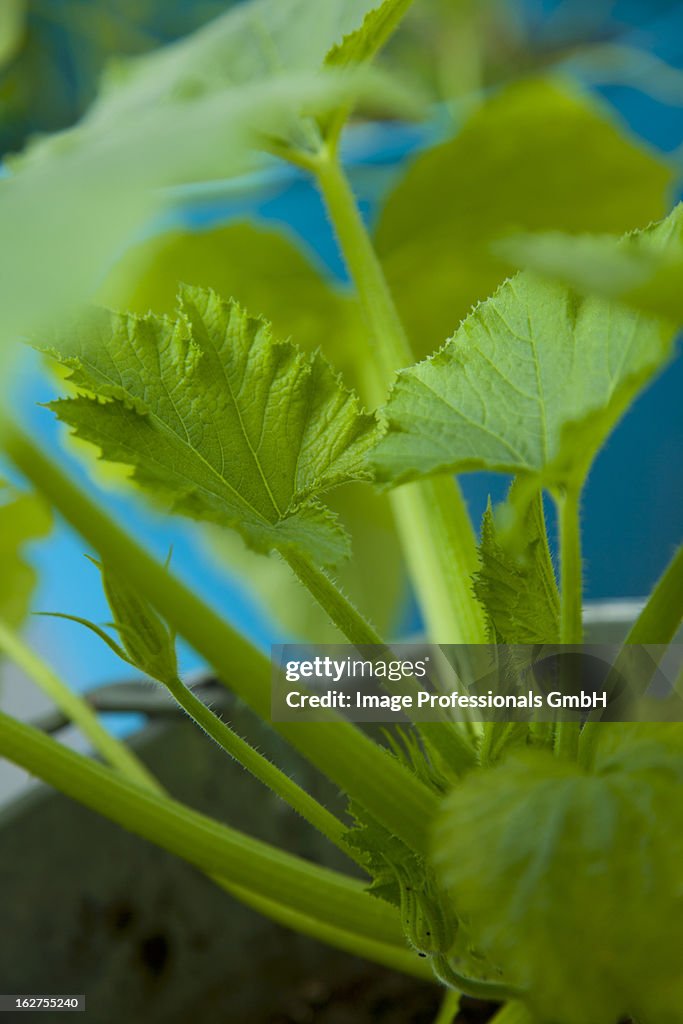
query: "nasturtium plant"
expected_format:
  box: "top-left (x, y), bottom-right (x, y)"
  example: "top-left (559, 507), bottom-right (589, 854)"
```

top-left (0, 2), bottom-right (681, 1024)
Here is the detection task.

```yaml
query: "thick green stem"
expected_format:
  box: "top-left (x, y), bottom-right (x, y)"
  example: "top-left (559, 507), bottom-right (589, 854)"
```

top-left (624, 544), bottom-right (683, 645)
top-left (0, 619), bottom-right (159, 791)
top-left (313, 150), bottom-right (486, 645)
top-left (555, 487), bottom-right (583, 760)
top-left (579, 544), bottom-right (683, 769)
top-left (1, 420), bottom-right (437, 852)
top-left (163, 673), bottom-right (350, 854)
top-left (0, 709), bottom-right (409, 947)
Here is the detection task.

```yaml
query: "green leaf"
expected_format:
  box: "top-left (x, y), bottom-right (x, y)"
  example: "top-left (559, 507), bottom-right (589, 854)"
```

top-left (101, 223), bottom-right (407, 641)
top-left (474, 489), bottom-right (559, 644)
top-left (43, 286), bottom-right (377, 568)
top-left (432, 745), bottom-right (683, 1024)
top-left (376, 78), bottom-right (672, 358)
top-left (326, 0), bottom-right (415, 67)
top-left (0, 483), bottom-right (51, 629)
top-left (499, 203), bottom-right (683, 325)
top-left (373, 272), bottom-right (673, 500)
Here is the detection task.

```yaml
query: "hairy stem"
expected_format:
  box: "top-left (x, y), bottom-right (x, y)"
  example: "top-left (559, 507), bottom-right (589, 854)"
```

top-left (0, 632), bottom-right (428, 976)
top-left (163, 672), bottom-right (350, 854)
top-left (285, 551), bottom-right (384, 644)
top-left (312, 148), bottom-right (486, 645)
top-left (2, 420), bottom-right (437, 852)
top-left (555, 486), bottom-right (583, 759)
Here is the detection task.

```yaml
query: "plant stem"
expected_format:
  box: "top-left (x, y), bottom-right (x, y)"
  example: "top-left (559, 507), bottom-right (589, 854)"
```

top-left (1, 420), bottom-right (438, 852)
top-left (163, 673), bottom-right (349, 853)
top-left (557, 487), bottom-right (583, 646)
top-left (623, 544), bottom-right (683, 645)
top-left (284, 551), bottom-right (383, 644)
top-left (489, 1003), bottom-right (534, 1024)
top-left (0, 632), bottom-right (429, 978)
top-left (555, 486), bottom-right (583, 760)
top-left (0, 709), bottom-right (408, 947)
top-left (0, 619), bottom-right (159, 791)
top-left (312, 148), bottom-right (487, 645)
top-left (285, 551), bottom-right (478, 772)
top-left (579, 544), bottom-right (683, 769)
top-left (433, 988), bottom-right (461, 1024)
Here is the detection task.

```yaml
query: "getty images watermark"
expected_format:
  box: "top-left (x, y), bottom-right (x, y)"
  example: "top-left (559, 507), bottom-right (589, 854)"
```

top-left (271, 644), bottom-right (683, 723)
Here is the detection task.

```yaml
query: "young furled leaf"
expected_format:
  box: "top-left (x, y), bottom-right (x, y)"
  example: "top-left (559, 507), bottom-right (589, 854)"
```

top-left (0, 483), bottom-right (52, 629)
top-left (373, 271), bottom-right (673, 503)
top-left (474, 491), bottom-right (559, 645)
top-left (43, 286), bottom-right (377, 568)
top-left (499, 203), bottom-right (683, 326)
top-left (432, 745), bottom-right (683, 1024)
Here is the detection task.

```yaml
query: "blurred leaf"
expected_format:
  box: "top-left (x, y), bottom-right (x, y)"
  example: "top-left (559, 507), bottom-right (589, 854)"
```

top-left (373, 270), bottom-right (673, 503)
top-left (326, 0), bottom-right (415, 68)
top-left (0, 0), bottom-right (25, 69)
top-left (432, 745), bottom-right (683, 1023)
top-left (499, 203), bottom-right (683, 324)
top-left (0, 482), bottom-right (51, 629)
top-left (0, 0), bottom-right (412, 350)
top-left (102, 222), bottom-right (364, 383)
top-left (376, 78), bottom-right (672, 357)
top-left (42, 286), bottom-right (377, 568)
top-left (103, 221), bottom-right (407, 640)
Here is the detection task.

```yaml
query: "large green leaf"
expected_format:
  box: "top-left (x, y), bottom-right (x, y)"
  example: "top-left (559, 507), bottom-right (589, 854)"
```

top-left (373, 270), bottom-right (673, 499)
top-left (432, 744), bottom-right (683, 1024)
top-left (0, 483), bottom-right (51, 629)
top-left (102, 227), bottom-right (407, 636)
top-left (102, 223), bottom-right (407, 640)
top-left (376, 78), bottom-right (672, 358)
top-left (499, 203), bottom-right (683, 325)
top-left (42, 286), bottom-right (377, 568)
